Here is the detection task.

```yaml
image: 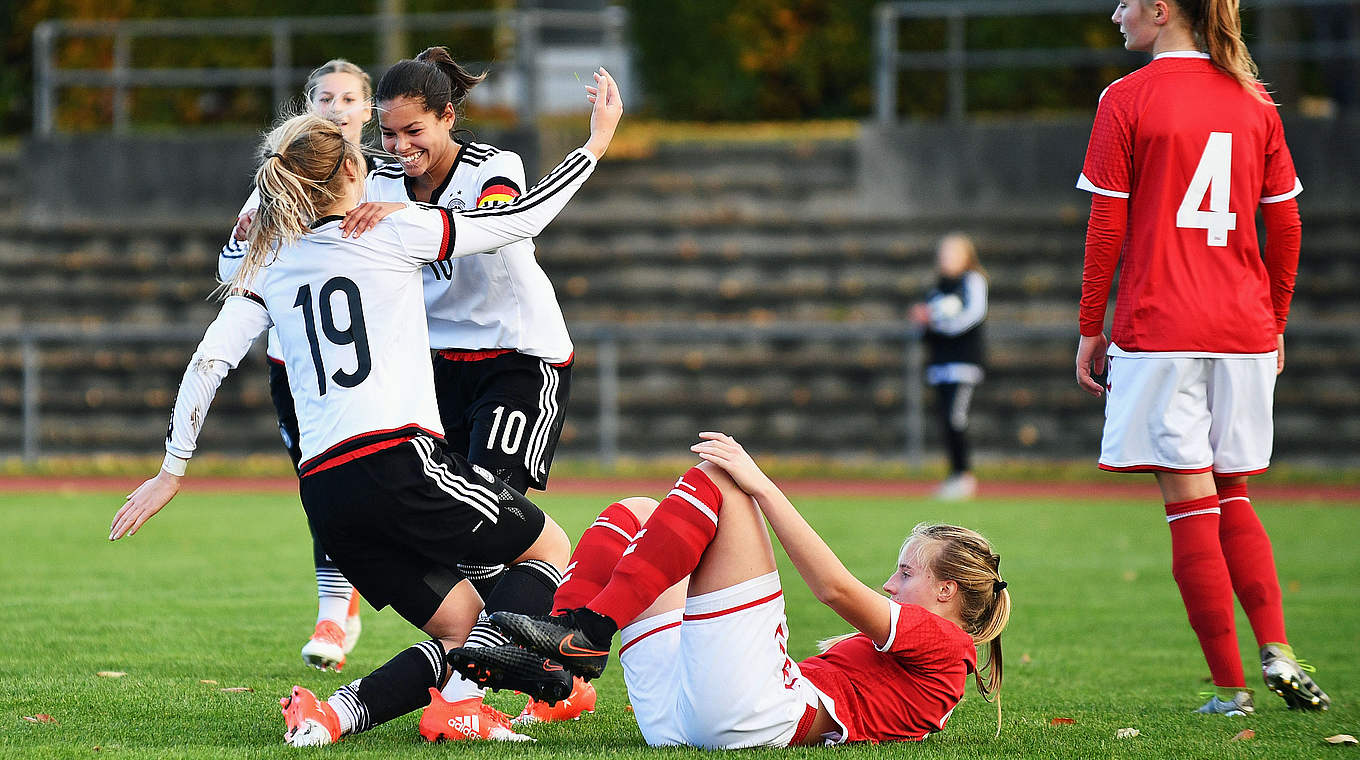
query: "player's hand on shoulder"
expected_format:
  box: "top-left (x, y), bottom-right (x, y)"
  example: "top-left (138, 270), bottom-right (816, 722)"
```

top-left (109, 470), bottom-right (182, 541)
top-left (691, 431), bottom-right (773, 495)
top-left (1075, 332), bottom-right (1109, 397)
top-left (341, 202), bottom-right (407, 239)
top-left (232, 209), bottom-right (256, 241)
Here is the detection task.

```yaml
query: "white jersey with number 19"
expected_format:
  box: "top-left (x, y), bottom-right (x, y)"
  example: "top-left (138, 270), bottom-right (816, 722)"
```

top-left (164, 148), bottom-right (598, 476)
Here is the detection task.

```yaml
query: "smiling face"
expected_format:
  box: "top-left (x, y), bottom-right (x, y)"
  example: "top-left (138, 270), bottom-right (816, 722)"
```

top-left (378, 95), bottom-right (457, 179)
top-left (1112, 0), bottom-right (1162, 53)
top-left (310, 72), bottom-right (371, 146)
top-left (881, 538), bottom-right (950, 608)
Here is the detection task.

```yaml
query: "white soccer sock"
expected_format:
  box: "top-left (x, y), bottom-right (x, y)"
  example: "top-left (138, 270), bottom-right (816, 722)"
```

top-left (316, 593), bottom-right (351, 626)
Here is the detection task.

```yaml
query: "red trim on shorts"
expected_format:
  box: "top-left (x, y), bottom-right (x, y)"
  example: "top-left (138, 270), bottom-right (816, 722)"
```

top-left (789, 704), bottom-right (819, 746)
top-left (436, 348), bottom-right (515, 362)
top-left (551, 352), bottom-right (575, 368)
top-left (1212, 467), bottom-right (1269, 477)
top-left (303, 437), bottom-right (414, 477)
top-left (266, 355), bottom-right (285, 367)
top-left (682, 590), bottom-right (783, 622)
top-left (618, 620), bottom-right (680, 655)
top-left (1099, 463), bottom-right (1214, 474)
top-left (299, 424), bottom-right (442, 477)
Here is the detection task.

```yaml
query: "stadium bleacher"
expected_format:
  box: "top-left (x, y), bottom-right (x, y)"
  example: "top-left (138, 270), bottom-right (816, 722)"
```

top-left (1, 137), bottom-right (1356, 464)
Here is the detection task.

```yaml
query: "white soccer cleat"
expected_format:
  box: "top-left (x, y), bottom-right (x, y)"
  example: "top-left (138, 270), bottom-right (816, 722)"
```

top-left (301, 620), bottom-right (347, 672)
top-left (1195, 689), bottom-right (1255, 717)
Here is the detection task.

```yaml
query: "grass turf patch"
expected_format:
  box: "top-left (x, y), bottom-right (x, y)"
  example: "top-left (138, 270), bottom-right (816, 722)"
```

top-left (1, 487), bottom-right (1355, 759)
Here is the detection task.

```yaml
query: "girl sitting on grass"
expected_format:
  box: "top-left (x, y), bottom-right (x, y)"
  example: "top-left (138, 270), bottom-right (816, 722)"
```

top-left (451, 431), bottom-right (1011, 746)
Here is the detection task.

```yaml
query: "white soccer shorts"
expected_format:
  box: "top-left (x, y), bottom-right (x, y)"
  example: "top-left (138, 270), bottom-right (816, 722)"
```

top-left (1099, 351), bottom-right (1276, 475)
top-left (618, 571), bottom-right (822, 749)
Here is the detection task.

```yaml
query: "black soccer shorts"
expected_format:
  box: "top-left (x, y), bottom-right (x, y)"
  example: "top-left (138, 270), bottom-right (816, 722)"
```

top-left (298, 435), bottom-right (547, 627)
top-left (432, 350), bottom-right (572, 493)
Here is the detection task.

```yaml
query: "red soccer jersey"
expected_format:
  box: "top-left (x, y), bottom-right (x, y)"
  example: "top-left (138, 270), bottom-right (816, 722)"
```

top-left (1077, 52), bottom-right (1301, 354)
top-left (797, 602), bottom-right (977, 743)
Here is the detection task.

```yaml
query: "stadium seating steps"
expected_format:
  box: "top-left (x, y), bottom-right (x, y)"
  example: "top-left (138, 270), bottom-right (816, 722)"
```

top-left (1, 140), bottom-right (1356, 462)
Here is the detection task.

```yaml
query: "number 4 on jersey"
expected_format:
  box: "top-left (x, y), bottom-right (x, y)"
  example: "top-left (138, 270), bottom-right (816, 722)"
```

top-left (1176, 131), bottom-right (1236, 247)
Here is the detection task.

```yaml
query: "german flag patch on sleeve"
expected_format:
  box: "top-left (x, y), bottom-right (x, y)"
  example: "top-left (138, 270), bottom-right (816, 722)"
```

top-left (477, 176), bottom-right (522, 207)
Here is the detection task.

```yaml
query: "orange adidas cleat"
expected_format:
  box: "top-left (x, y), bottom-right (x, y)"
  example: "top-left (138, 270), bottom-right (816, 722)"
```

top-left (280, 685), bottom-right (342, 747)
top-left (301, 620), bottom-right (347, 672)
top-left (419, 688), bottom-right (534, 743)
top-left (513, 676), bottom-right (597, 726)
top-left (342, 592), bottom-right (363, 655)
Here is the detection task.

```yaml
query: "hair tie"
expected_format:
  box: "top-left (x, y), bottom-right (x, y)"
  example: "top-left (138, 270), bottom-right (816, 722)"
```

top-left (993, 580), bottom-right (1007, 594)
top-left (266, 152), bottom-right (284, 162)
top-left (322, 148), bottom-right (346, 182)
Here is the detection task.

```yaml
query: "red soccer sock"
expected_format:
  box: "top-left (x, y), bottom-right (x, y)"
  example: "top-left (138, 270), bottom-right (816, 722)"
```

top-left (1166, 495), bottom-right (1245, 688)
top-left (552, 503), bottom-right (642, 614)
top-left (1216, 481), bottom-right (1288, 648)
top-left (587, 467), bottom-right (724, 628)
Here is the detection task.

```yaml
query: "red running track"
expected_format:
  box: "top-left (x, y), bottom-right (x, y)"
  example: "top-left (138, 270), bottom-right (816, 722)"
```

top-left (4, 475), bottom-right (1356, 504)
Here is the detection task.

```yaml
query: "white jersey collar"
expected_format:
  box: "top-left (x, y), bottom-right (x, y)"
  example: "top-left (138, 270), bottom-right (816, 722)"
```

top-left (1154, 50), bottom-right (1211, 60)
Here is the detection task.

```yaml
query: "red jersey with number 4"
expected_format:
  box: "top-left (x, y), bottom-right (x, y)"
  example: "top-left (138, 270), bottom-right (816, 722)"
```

top-left (1077, 52), bottom-right (1301, 354)
top-left (797, 602), bottom-right (977, 743)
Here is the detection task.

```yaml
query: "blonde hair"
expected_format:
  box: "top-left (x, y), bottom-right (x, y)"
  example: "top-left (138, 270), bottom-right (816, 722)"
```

top-left (228, 113), bottom-right (364, 294)
top-left (1159, 0), bottom-right (1273, 104)
top-left (821, 523), bottom-right (1010, 735)
top-left (305, 58), bottom-right (373, 106)
top-left (939, 231), bottom-right (987, 280)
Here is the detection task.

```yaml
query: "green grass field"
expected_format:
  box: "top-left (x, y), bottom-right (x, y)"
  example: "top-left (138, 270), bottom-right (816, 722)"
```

top-left (1, 486), bottom-right (1356, 759)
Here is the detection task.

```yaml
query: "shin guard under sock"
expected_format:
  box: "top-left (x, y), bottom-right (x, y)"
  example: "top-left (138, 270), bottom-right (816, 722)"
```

top-left (588, 468), bottom-right (723, 627)
top-left (1166, 495), bottom-right (1245, 688)
top-left (553, 503), bottom-right (642, 613)
top-left (1216, 482), bottom-right (1287, 647)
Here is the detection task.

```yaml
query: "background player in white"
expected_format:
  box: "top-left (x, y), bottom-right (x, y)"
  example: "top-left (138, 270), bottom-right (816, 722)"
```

top-left (910, 232), bottom-right (988, 501)
top-left (1074, 0), bottom-right (1327, 716)
top-left (109, 67), bottom-right (623, 746)
top-left (220, 58), bottom-right (376, 672)
top-left (449, 432), bottom-right (1010, 747)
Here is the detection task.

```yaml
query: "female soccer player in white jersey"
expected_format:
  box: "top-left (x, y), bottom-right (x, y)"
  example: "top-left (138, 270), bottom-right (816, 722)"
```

top-left (219, 59), bottom-right (376, 672)
top-left (1074, 0), bottom-right (1328, 716)
top-left (363, 47), bottom-right (576, 501)
top-left (449, 432), bottom-right (1011, 747)
top-left (110, 68), bottom-right (624, 746)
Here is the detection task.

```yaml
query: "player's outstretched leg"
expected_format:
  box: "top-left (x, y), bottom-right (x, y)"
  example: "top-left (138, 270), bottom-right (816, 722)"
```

top-left (1261, 644), bottom-right (1330, 710)
top-left (302, 536), bottom-right (356, 672)
top-left (492, 468), bottom-right (730, 680)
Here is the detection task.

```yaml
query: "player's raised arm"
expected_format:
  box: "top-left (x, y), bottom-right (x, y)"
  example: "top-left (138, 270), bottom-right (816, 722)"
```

top-left (110, 295), bottom-right (271, 540)
top-left (690, 432), bottom-right (893, 645)
top-left (341, 67), bottom-right (623, 245)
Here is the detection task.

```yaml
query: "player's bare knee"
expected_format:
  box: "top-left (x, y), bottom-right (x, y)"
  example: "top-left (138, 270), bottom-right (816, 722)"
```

top-left (616, 496), bottom-right (659, 524)
top-left (527, 514), bottom-right (571, 568)
top-left (693, 459), bottom-right (738, 494)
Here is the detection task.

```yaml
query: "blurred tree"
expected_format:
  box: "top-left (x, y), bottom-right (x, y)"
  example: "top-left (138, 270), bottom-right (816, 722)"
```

top-left (627, 0), bottom-right (873, 120)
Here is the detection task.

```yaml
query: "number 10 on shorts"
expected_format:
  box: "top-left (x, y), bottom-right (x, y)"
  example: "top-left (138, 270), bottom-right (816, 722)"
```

top-left (487, 405), bottom-right (528, 455)
top-left (1176, 131), bottom-right (1236, 247)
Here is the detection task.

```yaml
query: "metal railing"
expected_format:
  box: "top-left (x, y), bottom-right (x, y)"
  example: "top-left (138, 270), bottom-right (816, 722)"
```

top-left (32, 7), bottom-right (628, 136)
top-left (874, 0), bottom-right (1360, 124)
top-left (0, 321), bottom-right (961, 465)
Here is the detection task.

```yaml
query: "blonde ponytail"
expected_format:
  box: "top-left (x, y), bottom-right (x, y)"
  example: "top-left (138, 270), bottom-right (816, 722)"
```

top-left (908, 523), bottom-right (1011, 736)
top-left (227, 113), bottom-right (363, 296)
top-left (1170, 0), bottom-right (1273, 104)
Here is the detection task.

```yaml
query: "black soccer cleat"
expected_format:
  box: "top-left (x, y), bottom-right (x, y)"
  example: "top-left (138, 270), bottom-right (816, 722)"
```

top-left (489, 610), bottom-right (611, 680)
top-left (445, 644), bottom-right (574, 705)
